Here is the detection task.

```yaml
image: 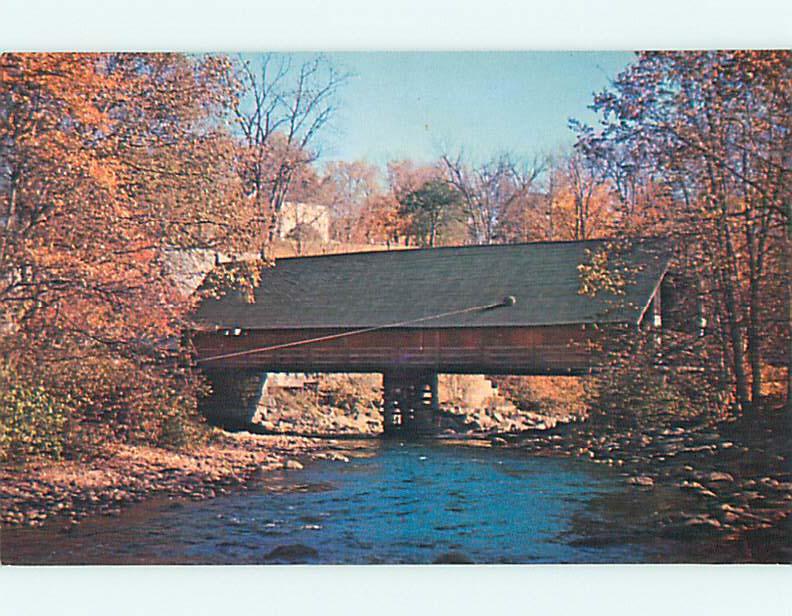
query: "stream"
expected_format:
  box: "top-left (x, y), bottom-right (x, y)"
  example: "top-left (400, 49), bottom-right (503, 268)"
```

top-left (2, 439), bottom-right (787, 564)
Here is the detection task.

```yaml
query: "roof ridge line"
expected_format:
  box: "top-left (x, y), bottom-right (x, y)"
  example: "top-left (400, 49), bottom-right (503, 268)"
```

top-left (274, 236), bottom-right (666, 262)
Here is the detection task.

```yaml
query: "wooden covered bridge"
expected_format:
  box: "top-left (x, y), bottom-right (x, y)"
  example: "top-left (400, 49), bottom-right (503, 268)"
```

top-left (191, 239), bottom-right (670, 435)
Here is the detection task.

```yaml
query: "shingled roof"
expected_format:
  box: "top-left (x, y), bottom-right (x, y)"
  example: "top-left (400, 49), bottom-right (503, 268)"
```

top-left (192, 238), bottom-right (670, 330)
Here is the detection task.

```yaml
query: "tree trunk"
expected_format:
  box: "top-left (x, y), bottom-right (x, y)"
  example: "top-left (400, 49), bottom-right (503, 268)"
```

top-left (747, 282), bottom-right (763, 405)
top-left (267, 211), bottom-right (278, 244)
top-left (719, 218), bottom-right (752, 413)
top-left (725, 292), bottom-right (751, 412)
top-left (786, 213), bottom-right (792, 412)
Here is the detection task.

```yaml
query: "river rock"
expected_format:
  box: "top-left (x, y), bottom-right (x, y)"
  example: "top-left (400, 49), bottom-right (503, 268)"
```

top-left (264, 544), bottom-right (319, 562)
top-left (683, 515), bottom-right (723, 530)
top-left (760, 477), bottom-right (780, 488)
top-left (433, 551), bottom-right (474, 564)
top-left (283, 459), bottom-right (304, 470)
top-left (628, 476), bottom-right (655, 488)
top-left (708, 471), bottom-right (734, 482)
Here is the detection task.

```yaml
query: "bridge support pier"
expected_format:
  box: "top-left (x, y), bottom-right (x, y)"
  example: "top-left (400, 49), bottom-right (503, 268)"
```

top-left (198, 368), bottom-right (266, 430)
top-left (382, 370), bottom-right (438, 437)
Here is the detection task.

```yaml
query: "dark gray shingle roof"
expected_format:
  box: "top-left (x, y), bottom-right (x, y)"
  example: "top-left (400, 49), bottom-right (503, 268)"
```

top-left (193, 239), bottom-right (670, 330)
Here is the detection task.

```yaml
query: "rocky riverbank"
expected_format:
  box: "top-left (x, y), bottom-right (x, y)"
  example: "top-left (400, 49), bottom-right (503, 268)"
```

top-left (0, 431), bottom-right (345, 530)
top-left (3, 388), bottom-right (789, 560)
top-left (488, 405), bottom-right (792, 548)
top-left (247, 379), bottom-right (792, 547)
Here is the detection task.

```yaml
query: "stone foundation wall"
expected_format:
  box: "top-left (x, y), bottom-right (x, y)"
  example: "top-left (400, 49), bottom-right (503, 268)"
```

top-left (438, 375), bottom-right (498, 408)
top-left (199, 369), bottom-right (267, 429)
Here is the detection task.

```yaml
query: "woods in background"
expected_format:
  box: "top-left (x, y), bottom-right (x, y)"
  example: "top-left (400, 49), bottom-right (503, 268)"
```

top-left (574, 51), bottom-right (790, 413)
top-left (0, 51), bottom-right (789, 461)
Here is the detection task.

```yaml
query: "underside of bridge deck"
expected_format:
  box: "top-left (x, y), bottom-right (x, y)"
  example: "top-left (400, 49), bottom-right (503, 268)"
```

top-left (197, 368), bottom-right (443, 436)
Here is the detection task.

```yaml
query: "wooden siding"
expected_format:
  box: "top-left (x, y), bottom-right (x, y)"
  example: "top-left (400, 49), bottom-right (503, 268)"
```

top-left (193, 325), bottom-right (604, 375)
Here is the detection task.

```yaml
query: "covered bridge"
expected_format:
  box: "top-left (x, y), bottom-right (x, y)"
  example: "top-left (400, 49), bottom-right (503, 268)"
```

top-left (191, 238), bottom-right (671, 434)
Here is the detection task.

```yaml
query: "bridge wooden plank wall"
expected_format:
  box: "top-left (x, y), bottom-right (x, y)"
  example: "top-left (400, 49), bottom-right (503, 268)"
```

top-left (192, 324), bottom-right (603, 376)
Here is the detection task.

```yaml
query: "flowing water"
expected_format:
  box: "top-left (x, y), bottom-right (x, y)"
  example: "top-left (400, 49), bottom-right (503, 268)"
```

top-left (1, 439), bottom-right (786, 564)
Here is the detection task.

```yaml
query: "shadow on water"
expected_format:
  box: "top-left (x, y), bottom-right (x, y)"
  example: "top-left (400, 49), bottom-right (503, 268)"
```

top-left (1, 439), bottom-right (788, 564)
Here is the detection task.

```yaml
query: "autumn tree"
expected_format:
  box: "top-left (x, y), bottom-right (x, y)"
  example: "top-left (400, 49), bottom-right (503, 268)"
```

top-left (0, 53), bottom-right (257, 455)
top-left (540, 151), bottom-right (616, 241)
top-left (233, 54), bottom-right (348, 245)
top-left (575, 51), bottom-right (791, 412)
top-left (318, 160), bottom-right (381, 242)
top-left (441, 152), bottom-right (545, 244)
top-left (397, 179), bottom-right (462, 247)
top-left (387, 159), bottom-right (443, 194)
top-left (358, 193), bottom-right (404, 245)
top-left (377, 160), bottom-right (444, 246)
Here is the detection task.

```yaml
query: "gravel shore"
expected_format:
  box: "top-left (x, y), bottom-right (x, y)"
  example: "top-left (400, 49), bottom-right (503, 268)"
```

top-left (0, 431), bottom-right (340, 530)
top-left (2, 405), bottom-right (789, 554)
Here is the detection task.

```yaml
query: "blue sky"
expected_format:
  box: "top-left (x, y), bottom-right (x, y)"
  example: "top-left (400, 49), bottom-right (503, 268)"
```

top-left (315, 52), bottom-right (634, 167)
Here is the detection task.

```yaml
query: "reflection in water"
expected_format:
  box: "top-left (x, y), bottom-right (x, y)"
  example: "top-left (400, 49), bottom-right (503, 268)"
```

top-left (1, 440), bottom-right (787, 564)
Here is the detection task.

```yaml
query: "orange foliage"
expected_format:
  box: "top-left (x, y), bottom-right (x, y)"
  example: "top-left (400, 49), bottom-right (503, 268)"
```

top-left (575, 50), bottom-right (791, 410)
top-left (0, 53), bottom-right (258, 445)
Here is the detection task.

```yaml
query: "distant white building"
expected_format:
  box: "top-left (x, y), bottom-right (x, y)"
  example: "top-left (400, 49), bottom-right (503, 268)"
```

top-left (278, 202), bottom-right (330, 243)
